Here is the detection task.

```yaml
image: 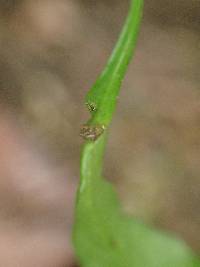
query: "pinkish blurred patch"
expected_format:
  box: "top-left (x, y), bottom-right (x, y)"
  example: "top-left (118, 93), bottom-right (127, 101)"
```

top-left (0, 110), bottom-right (77, 267)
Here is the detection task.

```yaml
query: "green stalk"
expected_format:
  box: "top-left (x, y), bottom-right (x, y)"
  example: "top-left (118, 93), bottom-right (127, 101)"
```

top-left (77, 0), bottom-right (143, 202)
top-left (86, 0), bottom-right (144, 127)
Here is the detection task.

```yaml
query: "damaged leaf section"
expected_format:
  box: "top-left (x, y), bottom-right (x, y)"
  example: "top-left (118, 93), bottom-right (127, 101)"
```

top-left (86, 102), bottom-right (97, 113)
top-left (80, 124), bottom-right (105, 141)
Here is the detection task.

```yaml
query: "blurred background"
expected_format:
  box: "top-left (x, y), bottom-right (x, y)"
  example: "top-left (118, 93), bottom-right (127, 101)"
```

top-left (0, 0), bottom-right (199, 266)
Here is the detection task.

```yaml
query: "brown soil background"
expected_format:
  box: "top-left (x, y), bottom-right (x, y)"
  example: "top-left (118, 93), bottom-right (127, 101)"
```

top-left (0, 0), bottom-right (199, 266)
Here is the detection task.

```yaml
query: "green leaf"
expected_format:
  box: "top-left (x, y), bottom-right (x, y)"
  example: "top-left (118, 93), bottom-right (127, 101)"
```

top-left (74, 136), bottom-right (199, 267)
top-left (73, 0), bottom-right (200, 267)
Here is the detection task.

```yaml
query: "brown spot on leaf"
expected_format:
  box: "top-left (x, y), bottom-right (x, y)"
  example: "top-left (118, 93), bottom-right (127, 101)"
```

top-left (86, 102), bottom-right (97, 112)
top-left (80, 124), bottom-right (105, 141)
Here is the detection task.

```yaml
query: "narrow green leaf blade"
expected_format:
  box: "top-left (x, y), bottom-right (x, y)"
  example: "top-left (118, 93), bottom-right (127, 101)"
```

top-left (73, 0), bottom-right (200, 266)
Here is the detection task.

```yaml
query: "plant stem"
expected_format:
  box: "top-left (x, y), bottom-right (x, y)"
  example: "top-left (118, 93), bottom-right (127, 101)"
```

top-left (79, 0), bottom-right (143, 189)
top-left (86, 0), bottom-right (144, 127)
